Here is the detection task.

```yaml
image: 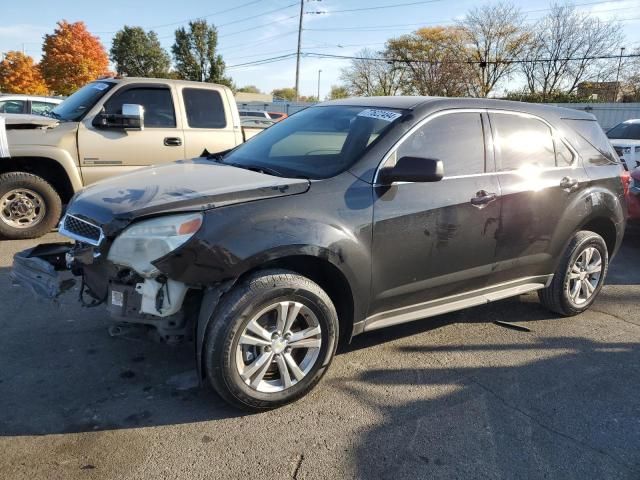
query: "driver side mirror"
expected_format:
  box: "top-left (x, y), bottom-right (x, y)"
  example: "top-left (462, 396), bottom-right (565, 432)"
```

top-left (93, 103), bottom-right (144, 130)
top-left (379, 156), bottom-right (444, 184)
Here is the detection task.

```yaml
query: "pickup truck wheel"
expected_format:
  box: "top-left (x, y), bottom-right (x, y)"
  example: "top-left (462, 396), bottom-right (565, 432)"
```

top-left (204, 269), bottom-right (338, 411)
top-left (0, 172), bottom-right (62, 239)
top-left (538, 231), bottom-right (609, 316)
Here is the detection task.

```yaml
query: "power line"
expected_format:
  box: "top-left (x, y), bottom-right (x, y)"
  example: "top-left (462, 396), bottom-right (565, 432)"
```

top-left (219, 15), bottom-right (298, 39)
top-left (306, 0), bottom-right (446, 15)
top-left (227, 53), bottom-right (297, 69)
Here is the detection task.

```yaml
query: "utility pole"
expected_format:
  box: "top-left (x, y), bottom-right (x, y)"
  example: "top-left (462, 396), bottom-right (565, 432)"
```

top-left (614, 47), bottom-right (625, 103)
top-left (294, 0), bottom-right (304, 101)
top-left (317, 69), bottom-right (322, 101)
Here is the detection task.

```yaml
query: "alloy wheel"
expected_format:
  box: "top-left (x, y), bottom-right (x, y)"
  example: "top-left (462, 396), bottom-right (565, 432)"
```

top-left (235, 301), bottom-right (322, 393)
top-left (567, 247), bottom-right (603, 305)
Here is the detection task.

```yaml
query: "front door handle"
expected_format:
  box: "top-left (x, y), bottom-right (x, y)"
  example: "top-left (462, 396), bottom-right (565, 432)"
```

top-left (164, 137), bottom-right (182, 147)
top-left (560, 176), bottom-right (579, 192)
top-left (471, 190), bottom-right (498, 208)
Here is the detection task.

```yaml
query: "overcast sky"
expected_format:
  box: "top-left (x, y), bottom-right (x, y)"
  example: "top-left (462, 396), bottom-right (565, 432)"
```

top-left (2, 0), bottom-right (639, 98)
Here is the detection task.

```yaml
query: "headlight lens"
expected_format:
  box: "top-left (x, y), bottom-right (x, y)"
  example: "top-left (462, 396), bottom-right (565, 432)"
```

top-left (107, 213), bottom-right (203, 276)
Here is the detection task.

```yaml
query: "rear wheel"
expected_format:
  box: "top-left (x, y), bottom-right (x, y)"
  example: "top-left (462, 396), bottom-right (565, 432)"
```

top-left (538, 230), bottom-right (609, 316)
top-left (204, 270), bottom-right (338, 411)
top-left (0, 172), bottom-right (62, 239)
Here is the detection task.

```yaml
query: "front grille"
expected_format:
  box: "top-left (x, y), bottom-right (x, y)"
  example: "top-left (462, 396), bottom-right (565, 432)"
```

top-left (61, 214), bottom-right (103, 245)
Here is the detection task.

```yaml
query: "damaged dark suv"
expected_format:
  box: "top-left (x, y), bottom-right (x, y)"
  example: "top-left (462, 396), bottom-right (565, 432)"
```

top-left (12, 97), bottom-right (626, 410)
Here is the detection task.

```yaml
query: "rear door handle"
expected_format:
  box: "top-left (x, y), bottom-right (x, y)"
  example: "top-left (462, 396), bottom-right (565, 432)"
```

top-left (164, 137), bottom-right (182, 147)
top-left (471, 190), bottom-right (498, 208)
top-left (560, 176), bottom-right (579, 192)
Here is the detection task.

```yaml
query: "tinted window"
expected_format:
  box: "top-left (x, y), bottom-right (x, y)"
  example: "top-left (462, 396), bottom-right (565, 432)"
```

top-left (183, 88), bottom-right (226, 128)
top-left (0, 100), bottom-right (26, 114)
top-left (398, 113), bottom-right (485, 176)
top-left (104, 87), bottom-right (176, 128)
top-left (492, 113), bottom-right (555, 170)
top-left (222, 106), bottom-right (403, 179)
top-left (31, 101), bottom-right (57, 116)
top-left (607, 122), bottom-right (640, 140)
top-left (556, 139), bottom-right (574, 166)
top-left (563, 119), bottom-right (617, 165)
top-left (241, 111), bottom-right (265, 118)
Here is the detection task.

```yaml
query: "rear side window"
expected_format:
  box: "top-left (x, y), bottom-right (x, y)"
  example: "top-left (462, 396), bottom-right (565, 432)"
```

top-left (564, 119), bottom-right (617, 165)
top-left (183, 88), bottom-right (227, 129)
top-left (104, 87), bottom-right (176, 128)
top-left (397, 112), bottom-right (486, 177)
top-left (491, 113), bottom-right (555, 171)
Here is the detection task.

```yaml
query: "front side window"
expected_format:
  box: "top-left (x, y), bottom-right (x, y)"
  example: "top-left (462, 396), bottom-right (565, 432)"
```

top-left (0, 100), bottom-right (26, 114)
top-left (491, 113), bottom-right (555, 171)
top-left (397, 112), bottom-right (486, 177)
top-left (31, 101), bottom-right (57, 116)
top-left (222, 105), bottom-right (404, 179)
top-left (183, 88), bottom-right (226, 129)
top-left (104, 87), bottom-right (176, 128)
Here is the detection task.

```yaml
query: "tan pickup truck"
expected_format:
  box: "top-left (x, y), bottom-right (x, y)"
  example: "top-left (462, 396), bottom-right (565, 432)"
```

top-left (0, 77), bottom-right (265, 239)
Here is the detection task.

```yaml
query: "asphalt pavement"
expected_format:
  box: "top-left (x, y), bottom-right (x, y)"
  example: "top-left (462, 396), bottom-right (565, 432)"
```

top-left (1, 229), bottom-right (639, 479)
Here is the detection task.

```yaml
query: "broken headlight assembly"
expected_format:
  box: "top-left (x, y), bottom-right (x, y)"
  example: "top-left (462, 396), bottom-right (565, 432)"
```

top-left (107, 213), bottom-right (203, 276)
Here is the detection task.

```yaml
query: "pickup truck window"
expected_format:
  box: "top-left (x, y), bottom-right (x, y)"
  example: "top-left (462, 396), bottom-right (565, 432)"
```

top-left (222, 105), bottom-right (403, 179)
top-left (183, 88), bottom-right (226, 129)
top-left (103, 87), bottom-right (176, 128)
top-left (50, 81), bottom-right (115, 121)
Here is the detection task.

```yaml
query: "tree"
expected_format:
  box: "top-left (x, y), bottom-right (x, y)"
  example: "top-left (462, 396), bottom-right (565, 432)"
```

top-left (520, 4), bottom-right (623, 100)
top-left (340, 49), bottom-right (404, 96)
top-left (237, 85), bottom-right (262, 94)
top-left (40, 20), bottom-right (110, 95)
top-left (172, 20), bottom-right (232, 86)
top-left (110, 26), bottom-right (171, 78)
top-left (271, 87), bottom-right (297, 101)
top-left (385, 27), bottom-right (473, 96)
top-left (327, 85), bottom-right (349, 100)
top-left (0, 51), bottom-right (48, 94)
top-left (458, 3), bottom-right (530, 97)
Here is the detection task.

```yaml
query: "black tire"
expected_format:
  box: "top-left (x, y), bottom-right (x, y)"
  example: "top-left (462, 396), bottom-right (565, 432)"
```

top-left (204, 269), bottom-right (339, 411)
top-left (0, 172), bottom-right (62, 239)
top-left (538, 230), bottom-right (609, 316)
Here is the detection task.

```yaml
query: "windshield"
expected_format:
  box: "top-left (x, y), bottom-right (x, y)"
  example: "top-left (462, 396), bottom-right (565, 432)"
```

top-left (50, 81), bottom-right (116, 121)
top-left (607, 122), bottom-right (640, 140)
top-left (223, 105), bottom-right (404, 179)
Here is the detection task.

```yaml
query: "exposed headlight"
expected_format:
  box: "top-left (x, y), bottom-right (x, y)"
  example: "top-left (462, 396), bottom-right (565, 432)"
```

top-left (107, 213), bottom-right (203, 276)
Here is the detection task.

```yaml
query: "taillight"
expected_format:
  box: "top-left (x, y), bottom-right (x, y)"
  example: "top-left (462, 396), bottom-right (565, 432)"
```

top-left (621, 170), bottom-right (630, 195)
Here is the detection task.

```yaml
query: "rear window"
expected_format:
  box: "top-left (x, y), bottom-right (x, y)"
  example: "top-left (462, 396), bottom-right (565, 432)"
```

top-left (183, 88), bottom-right (226, 129)
top-left (563, 119), bottom-right (617, 166)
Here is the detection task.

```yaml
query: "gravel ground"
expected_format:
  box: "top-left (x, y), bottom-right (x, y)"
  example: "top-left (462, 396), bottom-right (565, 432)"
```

top-left (0, 229), bottom-right (639, 480)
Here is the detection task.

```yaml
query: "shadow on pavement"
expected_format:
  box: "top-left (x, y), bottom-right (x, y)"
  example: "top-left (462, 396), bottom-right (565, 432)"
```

top-left (345, 336), bottom-right (640, 479)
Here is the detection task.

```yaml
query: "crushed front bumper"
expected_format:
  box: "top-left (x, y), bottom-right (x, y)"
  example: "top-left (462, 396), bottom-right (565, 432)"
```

top-left (11, 243), bottom-right (76, 298)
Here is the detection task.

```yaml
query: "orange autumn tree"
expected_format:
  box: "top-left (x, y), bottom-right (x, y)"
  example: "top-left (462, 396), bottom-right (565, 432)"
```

top-left (40, 20), bottom-right (110, 95)
top-left (0, 51), bottom-right (48, 95)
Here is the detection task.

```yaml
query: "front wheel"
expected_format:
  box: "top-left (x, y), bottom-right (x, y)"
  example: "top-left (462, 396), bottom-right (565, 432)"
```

top-left (0, 172), bottom-right (62, 239)
top-left (204, 270), bottom-right (339, 411)
top-left (538, 230), bottom-right (609, 316)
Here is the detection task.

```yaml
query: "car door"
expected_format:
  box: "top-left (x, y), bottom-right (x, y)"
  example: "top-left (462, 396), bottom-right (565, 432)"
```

top-left (368, 110), bottom-right (502, 326)
top-left (0, 99), bottom-right (27, 114)
top-left (487, 110), bottom-right (589, 284)
top-left (77, 84), bottom-right (186, 185)
top-left (179, 86), bottom-right (242, 158)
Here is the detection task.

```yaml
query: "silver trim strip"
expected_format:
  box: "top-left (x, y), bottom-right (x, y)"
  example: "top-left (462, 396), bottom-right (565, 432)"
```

top-left (364, 275), bottom-right (553, 332)
top-left (58, 214), bottom-right (105, 246)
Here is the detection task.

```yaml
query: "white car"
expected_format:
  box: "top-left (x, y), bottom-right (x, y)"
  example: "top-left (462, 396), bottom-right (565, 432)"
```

top-left (0, 94), bottom-right (63, 116)
top-left (607, 119), bottom-right (640, 170)
top-left (239, 109), bottom-right (273, 120)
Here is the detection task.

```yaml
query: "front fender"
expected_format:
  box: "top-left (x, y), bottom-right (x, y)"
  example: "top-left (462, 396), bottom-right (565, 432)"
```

top-left (8, 145), bottom-right (83, 192)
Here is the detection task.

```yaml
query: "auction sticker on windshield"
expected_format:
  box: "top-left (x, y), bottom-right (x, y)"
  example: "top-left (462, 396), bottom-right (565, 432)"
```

top-left (91, 83), bottom-right (110, 91)
top-left (357, 109), bottom-right (402, 122)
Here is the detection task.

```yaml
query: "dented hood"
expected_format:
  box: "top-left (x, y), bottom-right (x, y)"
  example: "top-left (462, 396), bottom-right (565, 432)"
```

top-left (2, 114), bottom-right (60, 128)
top-left (65, 158), bottom-right (310, 235)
